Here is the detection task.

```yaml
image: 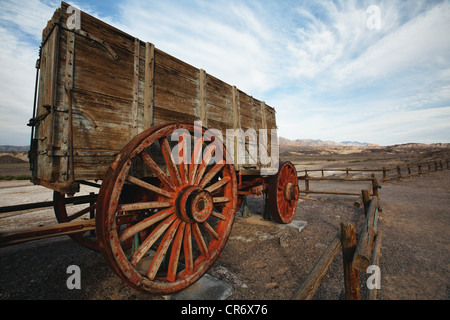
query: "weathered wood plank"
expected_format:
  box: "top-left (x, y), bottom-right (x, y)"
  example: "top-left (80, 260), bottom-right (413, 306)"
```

top-left (32, 3), bottom-right (278, 188)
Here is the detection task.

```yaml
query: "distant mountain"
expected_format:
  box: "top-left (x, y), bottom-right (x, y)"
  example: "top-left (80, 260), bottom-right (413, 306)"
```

top-left (0, 145), bottom-right (29, 152)
top-left (279, 138), bottom-right (378, 147)
top-left (340, 141), bottom-right (372, 147)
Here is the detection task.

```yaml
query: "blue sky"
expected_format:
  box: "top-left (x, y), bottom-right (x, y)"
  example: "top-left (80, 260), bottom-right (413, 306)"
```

top-left (1, 0), bottom-right (449, 146)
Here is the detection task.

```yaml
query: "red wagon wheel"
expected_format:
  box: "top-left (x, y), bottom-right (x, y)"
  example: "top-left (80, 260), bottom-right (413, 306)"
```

top-left (96, 123), bottom-right (237, 294)
top-left (268, 161), bottom-right (299, 224)
top-left (53, 191), bottom-right (99, 251)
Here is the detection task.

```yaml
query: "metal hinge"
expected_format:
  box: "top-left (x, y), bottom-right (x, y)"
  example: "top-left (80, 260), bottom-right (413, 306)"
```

top-left (28, 105), bottom-right (51, 127)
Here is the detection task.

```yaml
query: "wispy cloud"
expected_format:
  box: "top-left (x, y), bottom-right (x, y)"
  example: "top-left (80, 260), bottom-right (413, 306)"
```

top-left (0, 0), bottom-right (449, 146)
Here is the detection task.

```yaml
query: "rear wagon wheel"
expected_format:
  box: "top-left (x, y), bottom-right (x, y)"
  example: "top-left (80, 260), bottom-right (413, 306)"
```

top-left (268, 161), bottom-right (299, 224)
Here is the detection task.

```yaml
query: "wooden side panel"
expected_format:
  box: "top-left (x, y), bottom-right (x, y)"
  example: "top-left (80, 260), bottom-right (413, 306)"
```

top-left (60, 2), bottom-right (137, 180)
top-left (204, 74), bottom-right (234, 132)
top-left (33, 9), bottom-right (61, 182)
top-left (152, 49), bottom-right (200, 125)
top-left (33, 2), bottom-right (278, 185)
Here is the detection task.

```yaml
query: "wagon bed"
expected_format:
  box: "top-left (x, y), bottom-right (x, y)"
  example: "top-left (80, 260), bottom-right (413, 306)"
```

top-left (30, 2), bottom-right (277, 195)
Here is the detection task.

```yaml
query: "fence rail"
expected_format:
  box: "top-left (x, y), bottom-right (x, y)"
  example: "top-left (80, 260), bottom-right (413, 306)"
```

top-left (298, 159), bottom-right (449, 181)
top-left (296, 158), bottom-right (448, 198)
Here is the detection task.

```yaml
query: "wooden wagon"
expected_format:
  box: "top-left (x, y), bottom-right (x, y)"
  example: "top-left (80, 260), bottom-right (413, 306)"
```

top-left (0, 2), bottom-right (300, 294)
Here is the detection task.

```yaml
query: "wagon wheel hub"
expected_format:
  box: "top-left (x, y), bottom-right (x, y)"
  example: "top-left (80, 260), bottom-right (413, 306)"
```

top-left (176, 186), bottom-right (213, 223)
top-left (284, 182), bottom-right (300, 201)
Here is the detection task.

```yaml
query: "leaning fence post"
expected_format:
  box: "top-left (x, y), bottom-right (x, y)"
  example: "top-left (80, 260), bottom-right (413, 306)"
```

top-left (361, 189), bottom-right (371, 217)
top-left (340, 222), bottom-right (361, 300)
top-left (291, 234), bottom-right (342, 300)
top-left (366, 231), bottom-right (383, 300)
top-left (353, 196), bottom-right (379, 271)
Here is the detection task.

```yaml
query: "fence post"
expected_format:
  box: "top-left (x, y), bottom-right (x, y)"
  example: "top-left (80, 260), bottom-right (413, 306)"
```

top-left (418, 164), bottom-right (422, 177)
top-left (340, 222), bottom-right (361, 300)
top-left (397, 165), bottom-right (402, 180)
top-left (305, 172), bottom-right (310, 198)
top-left (382, 167), bottom-right (387, 180)
top-left (361, 189), bottom-right (371, 217)
top-left (407, 164), bottom-right (411, 178)
top-left (353, 196), bottom-right (378, 271)
top-left (367, 231), bottom-right (383, 300)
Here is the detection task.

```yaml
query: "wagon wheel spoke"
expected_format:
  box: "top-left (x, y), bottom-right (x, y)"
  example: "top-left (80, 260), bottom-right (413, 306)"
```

top-left (192, 222), bottom-right (209, 257)
top-left (201, 221), bottom-right (220, 240)
top-left (141, 152), bottom-right (176, 191)
top-left (183, 223), bottom-right (194, 273)
top-left (177, 133), bottom-right (189, 185)
top-left (194, 143), bottom-right (217, 185)
top-left (119, 207), bottom-right (174, 242)
top-left (146, 219), bottom-right (181, 280)
top-left (167, 222), bottom-right (186, 282)
top-left (199, 163), bottom-right (225, 189)
top-left (159, 136), bottom-right (183, 187)
top-left (129, 213), bottom-right (177, 266)
top-left (189, 137), bottom-right (203, 184)
top-left (205, 176), bottom-right (230, 193)
top-left (126, 176), bottom-right (175, 199)
top-left (212, 211), bottom-right (227, 220)
top-left (213, 197), bottom-right (230, 204)
top-left (117, 201), bottom-right (172, 212)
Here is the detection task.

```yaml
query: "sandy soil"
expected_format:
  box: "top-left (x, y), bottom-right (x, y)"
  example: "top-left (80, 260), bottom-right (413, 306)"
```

top-left (0, 166), bottom-right (448, 301)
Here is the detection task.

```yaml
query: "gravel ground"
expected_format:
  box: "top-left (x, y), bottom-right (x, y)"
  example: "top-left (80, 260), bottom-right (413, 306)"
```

top-left (0, 169), bottom-right (449, 300)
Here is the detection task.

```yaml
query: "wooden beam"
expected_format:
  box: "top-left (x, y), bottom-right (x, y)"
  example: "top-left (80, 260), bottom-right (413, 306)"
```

top-left (132, 38), bottom-right (140, 131)
top-left (353, 196), bottom-right (378, 271)
top-left (199, 69), bottom-right (207, 126)
top-left (291, 233), bottom-right (341, 300)
top-left (0, 219), bottom-right (96, 247)
top-left (144, 42), bottom-right (155, 127)
top-left (367, 231), bottom-right (383, 300)
top-left (340, 222), bottom-right (361, 300)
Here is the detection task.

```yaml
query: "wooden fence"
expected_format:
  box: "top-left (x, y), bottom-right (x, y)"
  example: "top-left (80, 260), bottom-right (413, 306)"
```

top-left (297, 158), bottom-right (449, 198)
top-left (299, 159), bottom-right (448, 180)
top-left (290, 158), bottom-right (449, 299)
top-left (291, 188), bottom-right (381, 300)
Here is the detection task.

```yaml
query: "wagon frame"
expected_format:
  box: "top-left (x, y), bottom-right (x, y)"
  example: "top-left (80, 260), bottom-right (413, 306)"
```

top-left (0, 2), bottom-right (300, 295)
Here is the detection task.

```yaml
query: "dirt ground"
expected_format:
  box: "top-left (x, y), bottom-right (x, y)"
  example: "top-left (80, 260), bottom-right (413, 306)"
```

top-left (0, 164), bottom-right (448, 300)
